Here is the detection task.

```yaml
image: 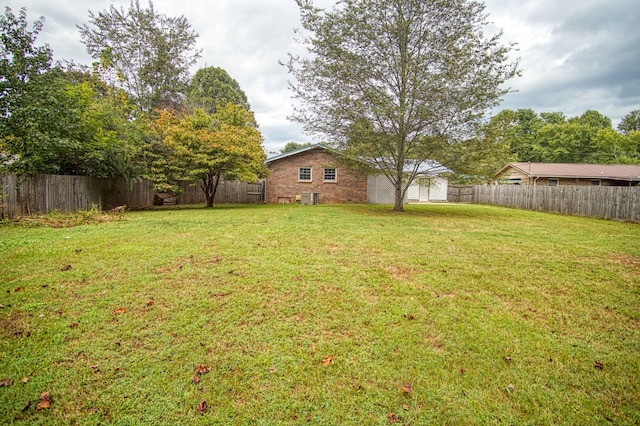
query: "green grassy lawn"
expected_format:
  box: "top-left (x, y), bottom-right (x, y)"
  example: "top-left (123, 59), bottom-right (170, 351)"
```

top-left (1, 203), bottom-right (639, 425)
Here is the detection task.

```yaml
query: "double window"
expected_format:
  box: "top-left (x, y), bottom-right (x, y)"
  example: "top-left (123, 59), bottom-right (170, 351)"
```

top-left (298, 167), bottom-right (337, 182)
top-left (298, 167), bottom-right (312, 182)
top-left (323, 168), bottom-right (337, 182)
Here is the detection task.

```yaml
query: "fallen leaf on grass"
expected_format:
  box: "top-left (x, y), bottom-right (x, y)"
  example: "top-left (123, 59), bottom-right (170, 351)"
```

top-left (36, 391), bottom-right (51, 410)
top-left (197, 400), bottom-right (207, 413)
top-left (14, 287), bottom-right (23, 292)
top-left (594, 361), bottom-right (604, 369)
top-left (402, 404), bottom-right (409, 411)
top-left (321, 355), bottom-right (335, 366)
top-left (194, 364), bottom-right (211, 375)
top-left (146, 300), bottom-right (154, 306)
top-left (0, 378), bottom-right (13, 387)
top-left (69, 322), bottom-right (78, 328)
top-left (459, 368), bottom-right (466, 374)
top-left (388, 412), bottom-right (398, 423)
top-left (402, 382), bottom-right (412, 393)
top-left (192, 376), bottom-right (201, 384)
top-left (60, 265), bottom-right (72, 271)
top-left (21, 377), bottom-right (29, 384)
top-left (111, 307), bottom-right (126, 315)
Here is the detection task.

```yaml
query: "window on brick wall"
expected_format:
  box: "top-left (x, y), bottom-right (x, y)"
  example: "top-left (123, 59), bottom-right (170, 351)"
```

top-left (299, 167), bottom-right (312, 182)
top-left (323, 168), bottom-right (337, 182)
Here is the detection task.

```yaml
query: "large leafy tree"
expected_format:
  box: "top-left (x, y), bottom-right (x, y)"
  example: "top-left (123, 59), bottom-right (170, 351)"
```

top-left (0, 6), bottom-right (52, 173)
top-left (186, 66), bottom-right (251, 114)
top-left (0, 7), bottom-right (51, 118)
top-left (78, 0), bottom-right (200, 113)
top-left (286, 0), bottom-right (518, 211)
top-left (150, 104), bottom-right (267, 207)
top-left (0, 7), bottom-right (142, 177)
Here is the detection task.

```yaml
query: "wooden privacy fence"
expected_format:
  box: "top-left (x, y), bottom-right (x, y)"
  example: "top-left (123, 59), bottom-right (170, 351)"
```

top-left (447, 186), bottom-right (474, 203)
top-left (472, 185), bottom-right (640, 222)
top-left (0, 174), bottom-right (264, 219)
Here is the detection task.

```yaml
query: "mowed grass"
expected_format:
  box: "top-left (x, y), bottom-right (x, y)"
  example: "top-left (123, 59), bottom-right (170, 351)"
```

top-left (0, 203), bottom-right (639, 425)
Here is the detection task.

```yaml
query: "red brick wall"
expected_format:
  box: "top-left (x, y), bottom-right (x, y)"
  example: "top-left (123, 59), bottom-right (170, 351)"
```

top-left (265, 148), bottom-right (368, 204)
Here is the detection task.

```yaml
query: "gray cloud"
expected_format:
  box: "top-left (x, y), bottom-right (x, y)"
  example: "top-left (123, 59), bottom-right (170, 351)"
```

top-left (4, 0), bottom-right (638, 152)
top-left (488, 0), bottom-right (640, 123)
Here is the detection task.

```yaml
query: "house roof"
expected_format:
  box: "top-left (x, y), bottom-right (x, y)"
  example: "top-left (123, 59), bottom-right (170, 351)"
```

top-left (497, 162), bottom-right (640, 181)
top-left (266, 143), bottom-right (449, 175)
top-left (265, 143), bottom-right (334, 163)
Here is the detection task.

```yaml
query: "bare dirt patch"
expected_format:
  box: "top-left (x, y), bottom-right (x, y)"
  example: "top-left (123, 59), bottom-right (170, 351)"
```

top-left (610, 254), bottom-right (640, 268)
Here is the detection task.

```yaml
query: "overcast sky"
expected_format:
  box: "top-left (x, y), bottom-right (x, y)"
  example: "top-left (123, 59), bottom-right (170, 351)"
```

top-left (4, 0), bottom-right (639, 153)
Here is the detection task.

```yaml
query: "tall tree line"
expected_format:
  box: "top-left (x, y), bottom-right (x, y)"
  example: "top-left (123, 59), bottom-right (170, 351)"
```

top-left (0, 2), bottom-right (266, 206)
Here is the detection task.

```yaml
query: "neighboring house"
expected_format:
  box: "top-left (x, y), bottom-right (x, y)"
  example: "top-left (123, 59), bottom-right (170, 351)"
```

top-left (265, 144), bottom-right (449, 204)
top-left (496, 162), bottom-right (640, 186)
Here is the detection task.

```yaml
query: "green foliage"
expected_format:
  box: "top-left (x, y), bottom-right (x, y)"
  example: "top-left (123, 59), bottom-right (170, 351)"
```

top-left (0, 7), bottom-right (52, 116)
top-left (186, 66), bottom-right (251, 115)
top-left (145, 105), bottom-right (267, 207)
top-left (1, 66), bottom-right (144, 177)
top-left (445, 115), bottom-right (517, 184)
top-left (280, 141), bottom-right (314, 153)
top-left (287, 0), bottom-right (518, 211)
top-left (78, 0), bottom-right (200, 113)
top-left (0, 7), bottom-right (145, 178)
top-left (489, 108), bottom-right (640, 165)
top-left (0, 6), bottom-right (53, 173)
top-left (618, 110), bottom-right (640, 134)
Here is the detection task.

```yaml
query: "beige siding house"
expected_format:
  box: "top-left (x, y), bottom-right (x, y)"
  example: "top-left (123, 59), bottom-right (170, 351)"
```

top-left (496, 163), bottom-right (640, 187)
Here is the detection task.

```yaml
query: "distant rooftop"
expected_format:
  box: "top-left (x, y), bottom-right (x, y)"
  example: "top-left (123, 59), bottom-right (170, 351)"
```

top-left (498, 162), bottom-right (640, 181)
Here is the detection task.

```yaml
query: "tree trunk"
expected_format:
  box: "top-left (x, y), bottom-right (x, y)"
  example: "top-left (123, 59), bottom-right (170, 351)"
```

top-left (201, 174), bottom-right (214, 208)
top-left (201, 173), bottom-right (221, 208)
top-left (393, 180), bottom-right (404, 212)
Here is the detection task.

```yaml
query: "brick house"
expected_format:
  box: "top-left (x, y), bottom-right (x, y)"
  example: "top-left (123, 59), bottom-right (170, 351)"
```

top-left (496, 162), bottom-right (640, 186)
top-left (264, 144), bottom-right (368, 204)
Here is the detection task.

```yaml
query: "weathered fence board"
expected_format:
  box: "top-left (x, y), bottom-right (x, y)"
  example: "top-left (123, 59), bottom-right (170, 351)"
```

top-left (472, 185), bottom-right (640, 222)
top-left (447, 186), bottom-right (474, 203)
top-left (0, 174), bottom-right (264, 219)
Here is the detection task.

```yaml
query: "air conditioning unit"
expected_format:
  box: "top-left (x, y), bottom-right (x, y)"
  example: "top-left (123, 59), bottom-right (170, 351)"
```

top-left (300, 192), bottom-right (319, 205)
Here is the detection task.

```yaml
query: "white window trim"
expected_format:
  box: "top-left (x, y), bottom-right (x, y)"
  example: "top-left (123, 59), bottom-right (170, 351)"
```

top-left (323, 167), bottom-right (337, 183)
top-left (298, 167), bottom-right (312, 182)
